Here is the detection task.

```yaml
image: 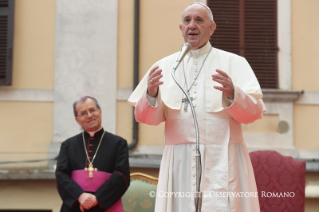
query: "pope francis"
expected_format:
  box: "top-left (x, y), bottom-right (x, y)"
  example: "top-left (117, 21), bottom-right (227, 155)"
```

top-left (128, 2), bottom-right (266, 212)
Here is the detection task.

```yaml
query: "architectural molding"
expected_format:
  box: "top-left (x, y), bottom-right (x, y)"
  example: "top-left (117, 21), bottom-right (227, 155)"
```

top-left (262, 89), bottom-right (303, 102)
top-left (2, 88), bottom-right (318, 106)
top-left (295, 92), bottom-right (319, 105)
top-left (0, 89), bottom-right (53, 102)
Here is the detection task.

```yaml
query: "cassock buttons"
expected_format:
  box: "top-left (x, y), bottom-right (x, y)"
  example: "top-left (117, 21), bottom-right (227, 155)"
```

top-left (89, 150), bottom-right (93, 153)
top-left (89, 144), bottom-right (94, 147)
top-left (90, 137), bottom-right (94, 140)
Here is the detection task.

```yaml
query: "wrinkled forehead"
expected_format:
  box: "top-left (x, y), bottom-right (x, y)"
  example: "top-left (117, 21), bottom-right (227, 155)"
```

top-left (76, 98), bottom-right (96, 110)
top-left (182, 3), bottom-right (209, 19)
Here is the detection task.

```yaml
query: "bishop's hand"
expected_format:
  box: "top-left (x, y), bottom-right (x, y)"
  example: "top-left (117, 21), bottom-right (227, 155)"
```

top-left (212, 69), bottom-right (235, 100)
top-left (78, 193), bottom-right (98, 210)
top-left (147, 66), bottom-right (164, 97)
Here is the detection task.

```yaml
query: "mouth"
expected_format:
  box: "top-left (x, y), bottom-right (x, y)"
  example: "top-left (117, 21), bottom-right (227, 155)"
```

top-left (87, 119), bottom-right (96, 124)
top-left (188, 32), bottom-right (199, 38)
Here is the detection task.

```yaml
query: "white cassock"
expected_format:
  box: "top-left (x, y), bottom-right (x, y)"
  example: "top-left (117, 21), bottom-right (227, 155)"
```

top-left (128, 42), bottom-right (266, 212)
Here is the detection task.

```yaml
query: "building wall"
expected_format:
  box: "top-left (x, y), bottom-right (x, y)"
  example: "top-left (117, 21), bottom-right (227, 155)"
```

top-left (6, 0), bottom-right (55, 90)
top-left (1, 0), bottom-right (319, 211)
top-left (292, 0), bottom-right (319, 150)
top-left (0, 180), bottom-right (61, 212)
top-left (0, 0), bottom-right (55, 167)
top-left (291, 1), bottom-right (319, 210)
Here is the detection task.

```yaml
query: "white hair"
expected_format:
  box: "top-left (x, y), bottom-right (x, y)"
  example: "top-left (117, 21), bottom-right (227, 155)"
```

top-left (181, 2), bottom-right (215, 23)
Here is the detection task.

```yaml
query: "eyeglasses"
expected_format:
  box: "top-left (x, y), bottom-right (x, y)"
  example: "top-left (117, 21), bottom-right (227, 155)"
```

top-left (77, 107), bottom-right (99, 118)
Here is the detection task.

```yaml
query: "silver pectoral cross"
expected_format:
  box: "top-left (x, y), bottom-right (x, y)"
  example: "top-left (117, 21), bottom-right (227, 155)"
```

top-left (182, 97), bottom-right (193, 112)
top-left (84, 162), bottom-right (98, 178)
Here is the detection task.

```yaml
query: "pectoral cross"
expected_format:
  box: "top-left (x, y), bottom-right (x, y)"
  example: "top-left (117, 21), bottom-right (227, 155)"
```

top-left (182, 97), bottom-right (193, 112)
top-left (84, 162), bottom-right (98, 178)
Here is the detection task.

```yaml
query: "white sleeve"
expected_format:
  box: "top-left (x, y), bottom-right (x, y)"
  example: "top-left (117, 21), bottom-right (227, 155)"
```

top-left (225, 85), bottom-right (266, 124)
top-left (134, 90), bottom-right (166, 126)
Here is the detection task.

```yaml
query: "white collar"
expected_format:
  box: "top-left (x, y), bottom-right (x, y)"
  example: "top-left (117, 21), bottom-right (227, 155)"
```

top-left (87, 127), bottom-right (102, 137)
top-left (189, 41), bottom-right (212, 57)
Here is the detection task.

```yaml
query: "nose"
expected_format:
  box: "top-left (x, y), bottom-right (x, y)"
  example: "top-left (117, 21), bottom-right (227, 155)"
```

top-left (189, 19), bottom-right (197, 29)
top-left (87, 111), bottom-right (93, 117)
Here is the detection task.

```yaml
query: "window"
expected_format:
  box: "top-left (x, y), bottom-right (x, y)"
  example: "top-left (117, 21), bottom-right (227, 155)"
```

top-left (0, 0), bottom-right (14, 86)
top-left (208, 0), bottom-right (278, 88)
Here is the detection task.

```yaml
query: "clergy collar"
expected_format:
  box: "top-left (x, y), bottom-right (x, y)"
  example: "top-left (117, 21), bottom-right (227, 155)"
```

top-left (189, 41), bottom-right (212, 57)
top-left (84, 127), bottom-right (104, 138)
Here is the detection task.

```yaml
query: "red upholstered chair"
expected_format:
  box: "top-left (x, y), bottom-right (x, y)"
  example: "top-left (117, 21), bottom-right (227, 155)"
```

top-left (249, 150), bottom-right (306, 212)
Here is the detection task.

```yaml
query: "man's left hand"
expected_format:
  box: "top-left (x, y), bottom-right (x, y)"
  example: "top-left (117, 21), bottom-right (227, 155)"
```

top-left (212, 69), bottom-right (234, 100)
top-left (78, 193), bottom-right (98, 210)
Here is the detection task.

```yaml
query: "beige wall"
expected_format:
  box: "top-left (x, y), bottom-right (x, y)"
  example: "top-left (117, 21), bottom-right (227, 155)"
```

top-left (294, 105), bottom-right (319, 149)
top-left (117, 0), bottom-right (192, 146)
top-left (116, 0), bottom-right (134, 142)
top-left (291, 0), bottom-right (319, 91)
top-left (117, 0), bottom-right (134, 89)
top-left (5, 0), bottom-right (55, 89)
top-left (0, 180), bottom-right (61, 212)
top-left (0, 102), bottom-right (53, 169)
top-left (291, 0), bottom-right (319, 150)
top-left (242, 114), bottom-right (279, 133)
top-left (0, 0), bottom-right (55, 168)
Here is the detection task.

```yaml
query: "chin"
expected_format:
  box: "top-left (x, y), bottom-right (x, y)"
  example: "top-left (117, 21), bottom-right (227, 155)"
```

top-left (187, 41), bottom-right (199, 49)
top-left (86, 124), bottom-right (98, 131)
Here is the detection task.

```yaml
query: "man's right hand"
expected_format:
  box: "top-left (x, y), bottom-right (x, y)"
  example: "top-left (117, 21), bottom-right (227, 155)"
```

top-left (147, 66), bottom-right (164, 97)
top-left (78, 193), bottom-right (98, 210)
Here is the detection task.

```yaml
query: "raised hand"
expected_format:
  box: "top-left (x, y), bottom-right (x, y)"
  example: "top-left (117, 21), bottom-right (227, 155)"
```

top-left (212, 69), bottom-right (235, 100)
top-left (147, 66), bottom-right (164, 97)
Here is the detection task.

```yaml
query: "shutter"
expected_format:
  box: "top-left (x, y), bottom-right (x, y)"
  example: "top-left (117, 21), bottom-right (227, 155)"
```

top-left (208, 0), bottom-right (241, 55)
top-left (0, 0), bottom-right (14, 86)
top-left (244, 0), bottom-right (277, 88)
top-left (207, 0), bottom-right (278, 88)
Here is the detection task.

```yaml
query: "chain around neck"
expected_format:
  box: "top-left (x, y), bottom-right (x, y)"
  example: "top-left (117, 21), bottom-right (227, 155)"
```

top-left (182, 48), bottom-right (212, 94)
top-left (82, 130), bottom-right (105, 166)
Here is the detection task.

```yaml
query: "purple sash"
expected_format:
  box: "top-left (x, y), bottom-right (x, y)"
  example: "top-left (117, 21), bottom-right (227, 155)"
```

top-left (71, 170), bottom-right (123, 212)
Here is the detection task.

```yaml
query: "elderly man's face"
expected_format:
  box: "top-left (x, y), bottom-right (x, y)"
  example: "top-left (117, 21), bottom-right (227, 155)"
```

top-left (179, 4), bottom-right (216, 49)
top-left (75, 98), bottom-right (102, 132)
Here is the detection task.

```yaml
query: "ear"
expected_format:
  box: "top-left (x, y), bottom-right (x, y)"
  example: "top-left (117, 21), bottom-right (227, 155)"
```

top-left (75, 117), bottom-right (80, 125)
top-left (209, 22), bottom-right (217, 36)
top-left (179, 23), bottom-right (183, 34)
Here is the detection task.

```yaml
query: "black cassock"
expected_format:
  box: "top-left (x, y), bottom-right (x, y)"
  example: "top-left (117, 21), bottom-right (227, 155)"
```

top-left (56, 128), bottom-right (130, 212)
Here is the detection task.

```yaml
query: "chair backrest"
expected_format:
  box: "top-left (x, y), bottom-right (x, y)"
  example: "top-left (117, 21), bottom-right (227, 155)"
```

top-left (249, 150), bottom-right (306, 212)
top-left (122, 172), bottom-right (158, 212)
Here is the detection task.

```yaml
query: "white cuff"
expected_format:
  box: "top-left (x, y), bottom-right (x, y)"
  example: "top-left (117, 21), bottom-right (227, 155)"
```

top-left (146, 91), bottom-right (158, 107)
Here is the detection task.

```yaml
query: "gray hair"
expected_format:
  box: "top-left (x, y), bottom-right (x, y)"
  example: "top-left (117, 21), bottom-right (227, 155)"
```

top-left (73, 96), bottom-right (101, 117)
top-left (181, 2), bottom-right (214, 24)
